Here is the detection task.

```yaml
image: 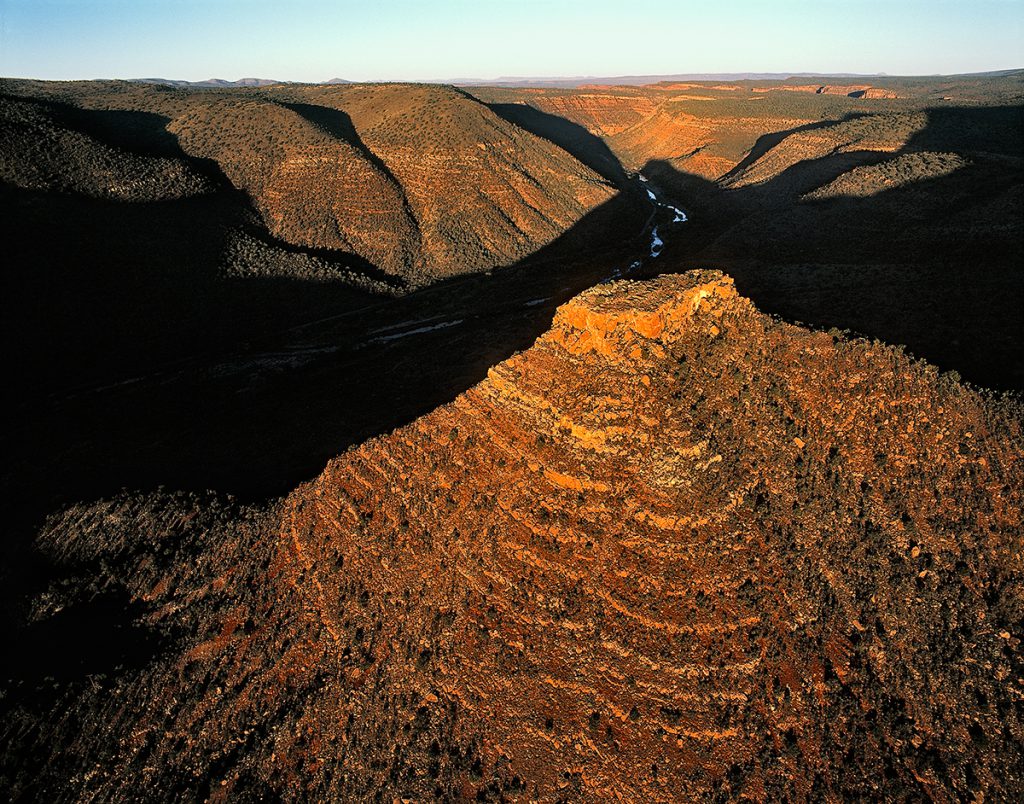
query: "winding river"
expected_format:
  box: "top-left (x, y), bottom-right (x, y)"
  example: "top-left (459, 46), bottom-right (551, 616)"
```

top-left (605, 174), bottom-right (688, 281)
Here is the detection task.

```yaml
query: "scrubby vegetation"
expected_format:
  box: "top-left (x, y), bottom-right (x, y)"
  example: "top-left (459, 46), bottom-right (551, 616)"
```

top-left (1, 72), bottom-right (1022, 801)
top-left (0, 93), bottom-right (212, 200)
top-left (2, 273), bottom-right (1020, 800)
top-left (0, 79), bottom-right (616, 284)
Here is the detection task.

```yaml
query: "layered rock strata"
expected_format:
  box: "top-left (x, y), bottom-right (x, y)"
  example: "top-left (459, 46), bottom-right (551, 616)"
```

top-left (6, 272), bottom-right (1021, 801)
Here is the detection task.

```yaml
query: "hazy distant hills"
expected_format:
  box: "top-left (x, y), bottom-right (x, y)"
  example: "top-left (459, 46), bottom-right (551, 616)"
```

top-left (131, 77), bottom-right (352, 87)
top-left (131, 77), bottom-right (284, 87)
top-left (458, 68), bottom-right (1023, 88)
top-left (457, 71), bottom-right (887, 87)
top-left (127, 70), bottom-right (1023, 92)
top-left (131, 73), bottom-right (887, 89)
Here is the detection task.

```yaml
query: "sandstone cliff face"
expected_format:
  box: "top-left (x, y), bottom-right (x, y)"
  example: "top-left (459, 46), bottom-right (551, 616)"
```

top-left (851, 87), bottom-right (900, 99)
top-left (752, 85), bottom-right (826, 94)
top-left (526, 92), bottom-right (660, 137)
top-left (751, 85), bottom-right (899, 99)
top-left (7, 272), bottom-right (1021, 801)
top-left (817, 85), bottom-right (871, 96)
top-left (474, 86), bottom-right (843, 182)
top-left (498, 90), bottom-right (784, 180)
top-left (611, 107), bottom-right (806, 180)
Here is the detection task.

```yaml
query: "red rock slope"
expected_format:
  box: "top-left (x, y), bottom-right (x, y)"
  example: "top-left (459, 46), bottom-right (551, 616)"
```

top-left (8, 271), bottom-right (1022, 800)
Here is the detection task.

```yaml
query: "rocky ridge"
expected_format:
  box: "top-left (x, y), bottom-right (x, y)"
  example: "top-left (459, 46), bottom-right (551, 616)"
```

top-left (4, 272), bottom-right (1021, 801)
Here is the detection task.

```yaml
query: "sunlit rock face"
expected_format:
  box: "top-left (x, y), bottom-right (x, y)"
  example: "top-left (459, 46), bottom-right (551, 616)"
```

top-left (11, 272), bottom-right (1021, 801)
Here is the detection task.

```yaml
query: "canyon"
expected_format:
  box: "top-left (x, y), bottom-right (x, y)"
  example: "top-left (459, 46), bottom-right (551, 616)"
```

top-left (1, 72), bottom-right (1022, 800)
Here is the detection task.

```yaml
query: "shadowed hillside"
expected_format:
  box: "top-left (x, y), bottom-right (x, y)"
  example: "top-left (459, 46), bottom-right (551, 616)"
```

top-left (487, 101), bottom-right (631, 186)
top-left (1, 79), bottom-right (617, 284)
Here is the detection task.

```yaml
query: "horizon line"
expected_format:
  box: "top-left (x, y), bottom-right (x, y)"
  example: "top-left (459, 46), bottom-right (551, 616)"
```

top-left (3, 67), bottom-right (1022, 86)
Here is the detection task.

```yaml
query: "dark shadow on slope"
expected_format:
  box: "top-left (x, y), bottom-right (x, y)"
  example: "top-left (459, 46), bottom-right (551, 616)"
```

top-left (0, 590), bottom-right (160, 688)
top-left (2, 92), bottom-right (415, 291)
top-left (487, 102), bottom-right (630, 187)
top-left (277, 101), bottom-right (405, 189)
top-left (50, 105), bottom-right (187, 159)
top-left (634, 104), bottom-right (1023, 394)
top-left (719, 114), bottom-right (870, 183)
top-left (903, 103), bottom-right (1023, 155)
top-left (0, 185), bottom-right (643, 725)
top-left (0, 180), bottom-right (647, 722)
top-left (1, 174), bottom-right (648, 587)
top-left (235, 221), bottom-right (409, 290)
top-left (734, 149), bottom-right (898, 204)
top-left (12, 94), bottom-right (234, 186)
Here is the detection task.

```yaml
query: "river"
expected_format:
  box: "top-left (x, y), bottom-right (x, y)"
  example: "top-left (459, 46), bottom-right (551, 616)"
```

top-left (604, 174), bottom-right (688, 281)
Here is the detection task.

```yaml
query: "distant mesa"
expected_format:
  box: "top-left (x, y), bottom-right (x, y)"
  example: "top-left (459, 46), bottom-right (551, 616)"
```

top-left (847, 86), bottom-right (899, 98)
top-left (749, 83), bottom-right (899, 97)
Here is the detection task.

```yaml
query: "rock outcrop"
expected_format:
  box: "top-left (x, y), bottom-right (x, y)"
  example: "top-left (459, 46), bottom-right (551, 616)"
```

top-left (523, 91), bottom-right (660, 137)
top-left (850, 87), bottom-right (900, 99)
top-left (5, 272), bottom-right (1021, 801)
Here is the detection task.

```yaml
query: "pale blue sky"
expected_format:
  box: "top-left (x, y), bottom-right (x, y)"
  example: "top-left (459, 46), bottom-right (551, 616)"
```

top-left (1, 0), bottom-right (1021, 82)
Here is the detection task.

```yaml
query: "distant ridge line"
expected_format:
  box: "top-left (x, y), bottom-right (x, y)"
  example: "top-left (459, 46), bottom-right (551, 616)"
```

top-left (123, 68), bottom-right (1023, 90)
top-left (453, 68), bottom-right (1023, 87)
top-left (129, 77), bottom-right (351, 88)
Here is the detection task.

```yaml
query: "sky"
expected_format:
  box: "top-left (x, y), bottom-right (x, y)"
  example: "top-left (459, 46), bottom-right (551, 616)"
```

top-left (1, 0), bottom-right (1021, 82)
